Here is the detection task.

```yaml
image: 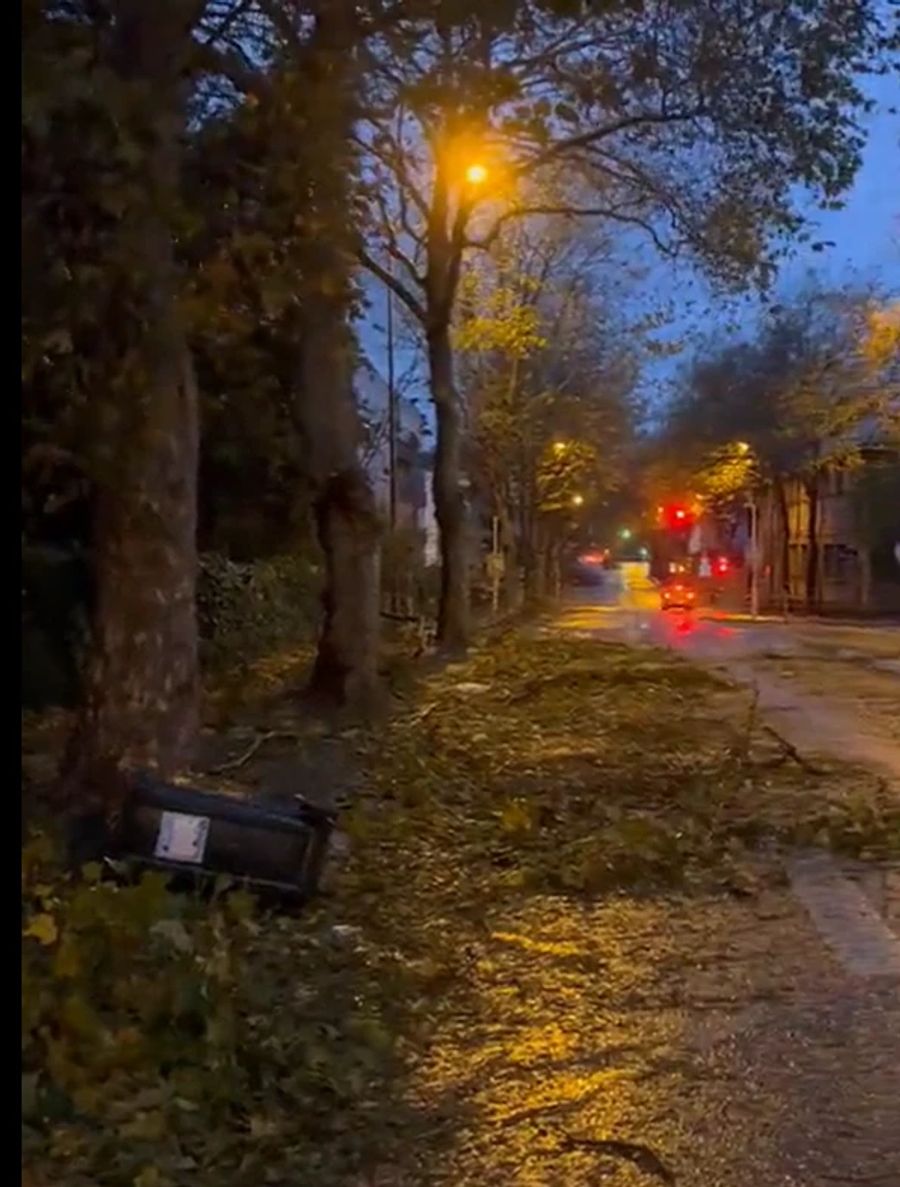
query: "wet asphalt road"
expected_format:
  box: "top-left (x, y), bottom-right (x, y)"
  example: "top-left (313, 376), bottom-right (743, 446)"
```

top-left (559, 562), bottom-right (900, 665)
top-left (555, 564), bottom-right (900, 788)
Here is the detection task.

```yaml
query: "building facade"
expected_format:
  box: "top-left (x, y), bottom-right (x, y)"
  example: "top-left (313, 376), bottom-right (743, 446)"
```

top-left (753, 454), bottom-right (900, 614)
top-left (354, 361), bottom-right (431, 537)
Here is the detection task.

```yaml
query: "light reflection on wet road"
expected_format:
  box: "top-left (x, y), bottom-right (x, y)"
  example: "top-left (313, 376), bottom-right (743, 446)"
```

top-left (553, 563), bottom-right (900, 787)
top-left (557, 563), bottom-right (801, 658)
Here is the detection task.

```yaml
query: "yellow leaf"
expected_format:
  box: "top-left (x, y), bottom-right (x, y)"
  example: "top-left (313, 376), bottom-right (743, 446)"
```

top-left (134, 1168), bottom-right (169, 1187)
top-left (121, 1110), bottom-right (167, 1141)
top-left (24, 913), bottom-right (58, 946)
top-left (53, 938), bottom-right (81, 978)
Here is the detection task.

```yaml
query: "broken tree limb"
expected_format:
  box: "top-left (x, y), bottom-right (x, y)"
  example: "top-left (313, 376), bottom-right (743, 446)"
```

top-left (207, 730), bottom-right (303, 775)
top-left (759, 724), bottom-right (829, 777)
top-left (551, 1130), bottom-right (676, 1184)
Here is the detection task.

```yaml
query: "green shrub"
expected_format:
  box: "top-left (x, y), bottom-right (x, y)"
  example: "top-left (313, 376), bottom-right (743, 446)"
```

top-left (379, 527), bottom-right (432, 617)
top-left (22, 834), bottom-right (402, 1186)
top-left (197, 552), bottom-right (322, 673)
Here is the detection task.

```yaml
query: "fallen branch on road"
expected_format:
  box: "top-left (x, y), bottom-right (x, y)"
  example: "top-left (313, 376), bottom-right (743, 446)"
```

top-left (550, 1129), bottom-right (676, 1184)
top-left (759, 724), bottom-right (829, 777)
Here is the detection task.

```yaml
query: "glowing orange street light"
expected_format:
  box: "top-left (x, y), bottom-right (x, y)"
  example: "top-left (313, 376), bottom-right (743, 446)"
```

top-left (571, 493), bottom-right (584, 508)
top-left (465, 162), bottom-right (488, 185)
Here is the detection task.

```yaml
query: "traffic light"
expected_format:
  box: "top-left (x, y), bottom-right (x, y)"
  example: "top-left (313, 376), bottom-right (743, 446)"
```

top-left (660, 504), bottom-right (693, 531)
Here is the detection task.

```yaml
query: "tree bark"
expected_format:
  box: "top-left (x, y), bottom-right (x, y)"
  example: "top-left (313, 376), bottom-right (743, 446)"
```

top-left (296, 305), bottom-right (381, 713)
top-left (294, 1), bottom-right (382, 712)
top-left (497, 496), bottom-right (522, 609)
top-left (309, 470), bottom-right (381, 711)
top-left (428, 324), bottom-right (469, 651)
top-left (62, 0), bottom-right (199, 796)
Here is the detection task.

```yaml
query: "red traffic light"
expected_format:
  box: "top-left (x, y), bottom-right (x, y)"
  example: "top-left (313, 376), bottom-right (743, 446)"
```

top-left (660, 504), bottom-right (694, 530)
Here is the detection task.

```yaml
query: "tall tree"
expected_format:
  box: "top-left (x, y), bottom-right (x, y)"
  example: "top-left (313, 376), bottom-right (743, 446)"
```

top-left (24, 0), bottom-right (207, 788)
top-left (457, 220), bottom-right (639, 601)
top-left (358, 0), bottom-right (893, 646)
top-left (665, 285), bottom-right (899, 609)
top-left (22, 0), bottom-right (387, 796)
top-left (186, 15), bottom-right (382, 710)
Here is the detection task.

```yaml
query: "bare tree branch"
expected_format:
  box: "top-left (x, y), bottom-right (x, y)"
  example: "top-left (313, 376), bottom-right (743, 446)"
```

top-left (517, 108), bottom-right (704, 178)
top-left (468, 203), bottom-right (672, 256)
top-left (358, 248), bottom-right (426, 323)
top-left (189, 39), bottom-right (270, 100)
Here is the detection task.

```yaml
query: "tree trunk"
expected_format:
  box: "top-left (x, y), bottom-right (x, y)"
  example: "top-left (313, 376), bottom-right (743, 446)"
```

top-left (62, 0), bottom-right (199, 797)
top-left (294, 5), bottom-right (381, 712)
top-left (527, 519), bottom-right (552, 602)
top-left (551, 542), bottom-right (562, 600)
top-left (804, 476), bottom-right (820, 613)
top-left (774, 476), bottom-right (791, 612)
top-left (497, 497), bottom-right (522, 610)
top-left (309, 469), bottom-right (381, 711)
top-left (428, 324), bottom-right (469, 651)
top-left (294, 299), bottom-right (381, 713)
top-left (860, 547), bottom-right (872, 610)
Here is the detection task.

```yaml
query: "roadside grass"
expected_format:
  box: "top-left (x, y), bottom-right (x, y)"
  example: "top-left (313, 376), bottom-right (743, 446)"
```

top-left (354, 633), bottom-right (900, 905)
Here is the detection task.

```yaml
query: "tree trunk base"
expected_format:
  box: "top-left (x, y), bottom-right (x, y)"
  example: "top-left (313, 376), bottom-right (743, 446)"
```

top-left (306, 469), bottom-right (381, 717)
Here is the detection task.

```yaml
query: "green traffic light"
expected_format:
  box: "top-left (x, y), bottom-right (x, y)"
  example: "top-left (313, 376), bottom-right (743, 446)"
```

top-left (619, 528), bottom-right (632, 540)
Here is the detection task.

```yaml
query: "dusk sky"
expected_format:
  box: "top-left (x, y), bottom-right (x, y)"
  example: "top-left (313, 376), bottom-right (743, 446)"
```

top-left (634, 69), bottom-right (900, 408)
top-left (361, 69), bottom-right (900, 421)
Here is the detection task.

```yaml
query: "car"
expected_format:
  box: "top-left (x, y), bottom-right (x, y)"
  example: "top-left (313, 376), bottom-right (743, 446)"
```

top-left (660, 579), bottom-right (697, 610)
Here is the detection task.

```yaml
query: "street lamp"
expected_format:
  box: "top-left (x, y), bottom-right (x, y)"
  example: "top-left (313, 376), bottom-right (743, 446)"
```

top-left (465, 162), bottom-right (488, 186)
top-left (571, 493), bottom-right (584, 508)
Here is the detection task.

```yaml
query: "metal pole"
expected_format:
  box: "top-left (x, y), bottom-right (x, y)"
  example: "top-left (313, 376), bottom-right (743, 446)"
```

top-left (386, 259), bottom-right (397, 532)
